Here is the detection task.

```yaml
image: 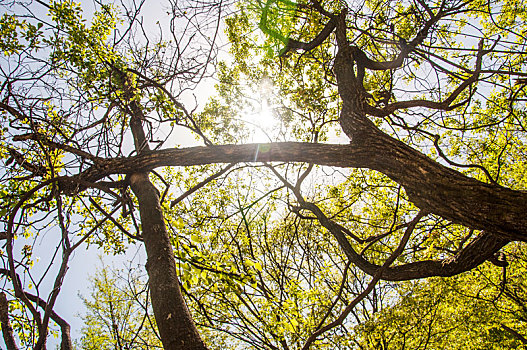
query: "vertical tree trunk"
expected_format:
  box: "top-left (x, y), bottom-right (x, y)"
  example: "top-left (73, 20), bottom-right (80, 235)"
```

top-left (130, 173), bottom-right (207, 349)
top-left (126, 84), bottom-right (207, 349)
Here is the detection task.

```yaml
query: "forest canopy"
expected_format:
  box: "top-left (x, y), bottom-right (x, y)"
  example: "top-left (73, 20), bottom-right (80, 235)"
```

top-left (0, 0), bottom-right (526, 349)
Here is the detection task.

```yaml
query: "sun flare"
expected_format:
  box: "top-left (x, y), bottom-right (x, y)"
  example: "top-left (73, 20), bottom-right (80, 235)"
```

top-left (243, 78), bottom-right (278, 143)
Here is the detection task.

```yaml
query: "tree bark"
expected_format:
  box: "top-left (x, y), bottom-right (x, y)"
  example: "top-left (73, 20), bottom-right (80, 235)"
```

top-left (68, 142), bottom-right (527, 242)
top-left (125, 80), bottom-right (207, 348)
top-left (130, 172), bottom-right (207, 349)
top-left (331, 24), bottom-right (527, 242)
top-left (0, 292), bottom-right (18, 350)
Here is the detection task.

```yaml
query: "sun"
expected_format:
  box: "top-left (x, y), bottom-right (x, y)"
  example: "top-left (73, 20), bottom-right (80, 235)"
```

top-left (243, 78), bottom-right (277, 143)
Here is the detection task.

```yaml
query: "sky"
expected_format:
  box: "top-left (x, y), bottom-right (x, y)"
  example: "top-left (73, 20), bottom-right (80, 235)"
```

top-left (0, 0), bottom-right (296, 346)
top-left (0, 0), bottom-right (350, 347)
top-left (0, 0), bottom-right (218, 347)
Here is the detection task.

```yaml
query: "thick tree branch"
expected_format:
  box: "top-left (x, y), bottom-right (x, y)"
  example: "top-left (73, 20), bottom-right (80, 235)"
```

top-left (331, 12), bottom-right (526, 243)
top-left (63, 142), bottom-right (527, 242)
top-left (298, 195), bottom-right (508, 281)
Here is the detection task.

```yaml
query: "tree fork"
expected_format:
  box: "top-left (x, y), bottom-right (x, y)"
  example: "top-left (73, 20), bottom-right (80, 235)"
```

top-left (332, 20), bottom-right (527, 242)
top-left (125, 74), bottom-right (208, 349)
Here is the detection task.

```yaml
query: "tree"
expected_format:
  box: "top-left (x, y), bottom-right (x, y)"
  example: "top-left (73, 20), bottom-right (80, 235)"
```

top-left (0, 0), bottom-right (526, 349)
top-left (79, 242), bottom-right (527, 349)
top-left (79, 261), bottom-right (163, 349)
top-left (354, 243), bottom-right (527, 349)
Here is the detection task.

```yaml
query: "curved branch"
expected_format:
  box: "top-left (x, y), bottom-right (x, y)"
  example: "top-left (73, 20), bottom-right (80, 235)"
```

top-left (5, 178), bottom-right (63, 341)
top-left (301, 198), bottom-right (508, 281)
top-left (279, 18), bottom-right (336, 56)
top-left (350, 8), bottom-right (444, 74)
top-left (431, 134), bottom-right (497, 185)
top-left (89, 198), bottom-right (143, 241)
top-left (367, 38), bottom-right (489, 118)
top-left (257, 0), bottom-right (337, 57)
top-left (266, 163), bottom-right (509, 281)
top-left (0, 270), bottom-right (72, 350)
top-left (13, 133), bottom-right (103, 163)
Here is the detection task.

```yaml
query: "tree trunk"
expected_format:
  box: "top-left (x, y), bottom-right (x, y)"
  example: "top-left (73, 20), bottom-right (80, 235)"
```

top-left (125, 80), bottom-right (207, 349)
top-left (130, 172), bottom-right (207, 349)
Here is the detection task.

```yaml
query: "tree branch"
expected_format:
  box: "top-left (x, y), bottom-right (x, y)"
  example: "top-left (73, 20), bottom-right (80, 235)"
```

top-left (302, 211), bottom-right (426, 349)
top-left (257, 0), bottom-right (337, 57)
top-left (63, 142), bottom-right (527, 242)
top-left (0, 292), bottom-right (18, 350)
top-left (0, 270), bottom-right (72, 350)
top-left (89, 198), bottom-right (143, 241)
top-left (171, 163), bottom-right (234, 208)
top-left (501, 323), bottom-right (527, 344)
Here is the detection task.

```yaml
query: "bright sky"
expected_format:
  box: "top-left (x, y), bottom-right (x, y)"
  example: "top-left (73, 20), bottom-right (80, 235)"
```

top-left (0, 0), bottom-right (348, 346)
top-left (0, 0), bottom-right (216, 346)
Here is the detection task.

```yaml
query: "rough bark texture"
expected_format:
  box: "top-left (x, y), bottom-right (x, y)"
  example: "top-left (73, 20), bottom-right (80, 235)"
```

top-left (130, 172), bottom-right (207, 350)
top-left (67, 142), bottom-right (527, 243)
top-left (0, 292), bottom-right (18, 350)
top-left (125, 83), bottom-right (208, 349)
